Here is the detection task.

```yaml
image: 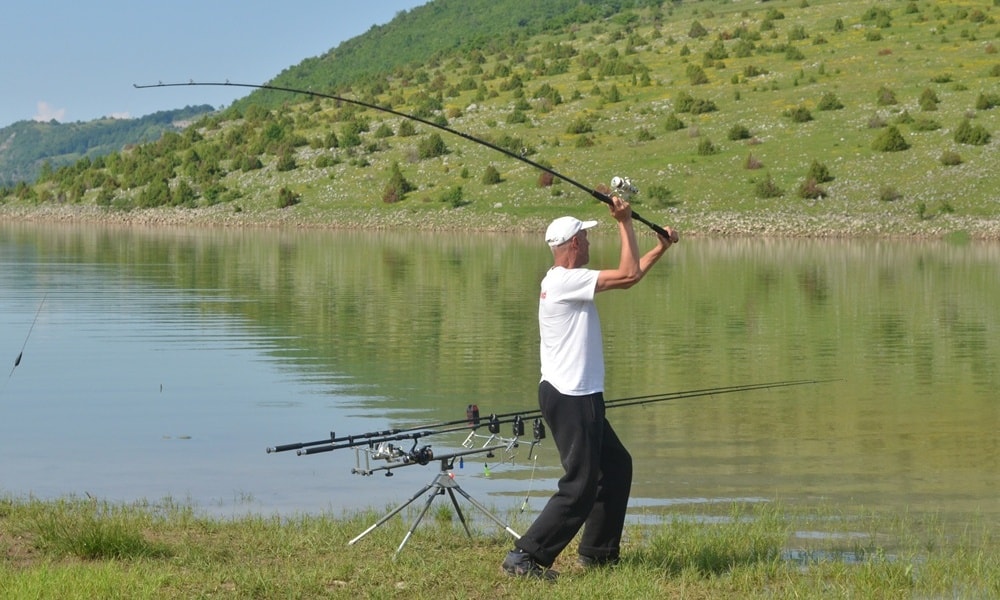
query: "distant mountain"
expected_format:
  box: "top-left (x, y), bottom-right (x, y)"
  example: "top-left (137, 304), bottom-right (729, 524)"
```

top-left (0, 105), bottom-right (215, 185)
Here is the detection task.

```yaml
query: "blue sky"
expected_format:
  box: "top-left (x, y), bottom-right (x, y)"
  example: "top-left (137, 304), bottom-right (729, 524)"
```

top-left (0, 0), bottom-right (428, 128)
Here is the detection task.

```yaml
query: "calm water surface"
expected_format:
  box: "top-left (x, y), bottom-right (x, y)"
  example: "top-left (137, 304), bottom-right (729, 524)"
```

top-left (1, 222), bottom-right (996, 533)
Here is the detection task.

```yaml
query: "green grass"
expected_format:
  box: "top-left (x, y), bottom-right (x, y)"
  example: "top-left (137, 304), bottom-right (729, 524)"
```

top-left (2, 495), bottom-right (997, 599)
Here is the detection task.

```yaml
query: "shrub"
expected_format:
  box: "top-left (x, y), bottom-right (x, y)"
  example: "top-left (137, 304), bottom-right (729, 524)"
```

top-left (417, 133), bottom-right (448, 159)
top-left (439, 186), bottom-right (466, 208)
top-left (687, 64), bottom-right (709, 85)
top-left (817, 92), bottom-right (844, 110)
top-left (954, 118), bottom-right (992, 145)
top-left (798, 178), bottom-right (827, 199)
top-left (919, 88), bottom-right (940, 111)
top-left (398, 120), bottom-right (417, 137)
top-left (645, 184), bottom-right (673, 207)
top-left (785, 106), bottom-right (813, 122)
top-left (239, 154), bottom-right (263, 172)
top-left (872, 125), bottom-right (910, 151)
top-left (880, 185), bottom-right (902, 202)
top-left (755, 175), bottom-right (784, 198)
top-left (675, 91), bottom-right (717, 114)
top-left (745, 153), bottom-right (764, 170)
top-left (277, 187), bottom-right (300, 208)
top-left (785, 46), bottom-right (805, 60)
top-left (728, 124), bottom-right (752, 140)
top-left (868, 114), bottom-right (888, 129)
top-left (566, 117), bottom-right (593, 134)
top-left (482, 165), bottom-right (502, 185)
top-left (876, 85), bottom-right (898, 106)
top-left (696, 138), bottom-right (718, 155)
top-left (911, 117), bottom-right (941, 131)
top-left (939, 151), bottom-right (962, 166)
top-left (314, 154), bottom-right (337, 168)
top-left (975, 92), bottom-right (1000, 110)
top-left (807, 160), bottom-right (834, 183)
top-left (664, 113), bottom-right (686, 131)
top-left (275, 149), bottom-right (297, 172)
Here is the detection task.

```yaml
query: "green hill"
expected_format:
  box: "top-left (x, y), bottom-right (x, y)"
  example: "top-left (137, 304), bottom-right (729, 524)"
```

top-left (0, 105), bottom-right (215, 186)
top-left (2, 0), bottom-right (998, 238)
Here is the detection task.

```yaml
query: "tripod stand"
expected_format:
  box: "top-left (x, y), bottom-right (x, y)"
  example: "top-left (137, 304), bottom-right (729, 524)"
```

top-left (348, 447), bottom-right (521, 559)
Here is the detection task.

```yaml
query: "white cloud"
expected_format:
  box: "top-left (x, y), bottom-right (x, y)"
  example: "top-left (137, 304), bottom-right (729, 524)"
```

top-left (33, 101), bottom-right (67, 123)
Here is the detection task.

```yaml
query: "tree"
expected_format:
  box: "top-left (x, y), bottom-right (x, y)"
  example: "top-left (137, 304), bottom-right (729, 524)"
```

top-left (382, 162), bottom-right (415, 203)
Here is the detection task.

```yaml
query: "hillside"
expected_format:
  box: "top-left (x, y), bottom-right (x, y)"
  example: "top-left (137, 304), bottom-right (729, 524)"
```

top-left (2, 0), bottom-right (998, 239)
top-left (0, 105), bottom-right (215, 186)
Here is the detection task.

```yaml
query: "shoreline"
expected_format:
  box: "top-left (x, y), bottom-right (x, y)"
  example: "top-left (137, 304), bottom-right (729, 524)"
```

top-left (3, 202), bottom-right (999, 241)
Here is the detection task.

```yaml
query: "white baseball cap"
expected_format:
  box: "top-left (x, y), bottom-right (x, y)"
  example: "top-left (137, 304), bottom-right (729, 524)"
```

top-left (545, 216), bottom-right (598, 247)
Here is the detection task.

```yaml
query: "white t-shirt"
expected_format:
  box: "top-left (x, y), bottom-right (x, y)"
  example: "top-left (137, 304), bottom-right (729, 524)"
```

top-left (538, 266), bottom-right (603, 395)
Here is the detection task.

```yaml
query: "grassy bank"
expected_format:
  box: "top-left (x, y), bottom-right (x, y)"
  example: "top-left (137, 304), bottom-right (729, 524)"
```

top-left (1, 495), bottom-right (996, 599)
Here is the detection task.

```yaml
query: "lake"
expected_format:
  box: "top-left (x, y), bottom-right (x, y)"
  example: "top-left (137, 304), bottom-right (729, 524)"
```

top-left (1, 221), bottom-right (997, 535)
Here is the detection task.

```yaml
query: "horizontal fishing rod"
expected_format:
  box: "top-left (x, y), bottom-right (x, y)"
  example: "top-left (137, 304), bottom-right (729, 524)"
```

top-left (270, 378), bottom-right (833, 457)
top-left (266, 379), bottom-right (822, 454)
top-left (133, 80), bottom-right (672, 239)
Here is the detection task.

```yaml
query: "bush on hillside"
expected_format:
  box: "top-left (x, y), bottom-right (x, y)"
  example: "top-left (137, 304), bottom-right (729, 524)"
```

top-left (872, 125), bottom-right (910, 151)
top-left (954, 119), bottom-right (991, 145)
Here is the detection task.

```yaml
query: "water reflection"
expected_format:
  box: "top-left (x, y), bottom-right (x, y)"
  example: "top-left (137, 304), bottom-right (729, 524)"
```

top-left (0, 223), bottom-right (997, 529)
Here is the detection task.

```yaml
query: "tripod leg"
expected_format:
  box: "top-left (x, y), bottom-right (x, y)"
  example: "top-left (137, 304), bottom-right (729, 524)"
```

top-left (451, 484), bottom-right (522, 540)
top-left (446, 488), bottom-right (473, 537)
top-left (393, 488), bottom-right (440, 559)
top-left (348, 482), bottom-right (434, 546)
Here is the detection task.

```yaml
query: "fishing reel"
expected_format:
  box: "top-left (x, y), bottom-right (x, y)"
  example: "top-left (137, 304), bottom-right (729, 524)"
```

top-left (610, 176), bottom-right (639, 200)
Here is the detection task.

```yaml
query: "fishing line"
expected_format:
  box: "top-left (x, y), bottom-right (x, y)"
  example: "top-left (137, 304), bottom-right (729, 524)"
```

top-left (134, 80), bottom-right (673, 239)
top-left (8, 293), bottom-right (46, 379)
top-left (519, 452), bottom-right (539, 513)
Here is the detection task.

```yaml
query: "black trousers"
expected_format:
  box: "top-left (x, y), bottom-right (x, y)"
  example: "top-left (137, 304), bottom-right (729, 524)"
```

top-left (513, 380), bottom-right (633, 567)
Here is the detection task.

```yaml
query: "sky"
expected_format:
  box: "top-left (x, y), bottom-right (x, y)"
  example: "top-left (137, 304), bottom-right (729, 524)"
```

top-left (0, 0), bottom-right (429, 128)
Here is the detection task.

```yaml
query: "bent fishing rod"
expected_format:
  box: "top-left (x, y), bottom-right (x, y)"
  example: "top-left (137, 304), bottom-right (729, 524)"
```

top-left (134, 80), bottom-right (674, 239)
top-left (268, 378), bottom-right (835, 457)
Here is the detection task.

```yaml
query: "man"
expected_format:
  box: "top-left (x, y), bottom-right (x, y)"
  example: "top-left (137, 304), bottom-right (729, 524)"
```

top-left (502, 195), bottom-right (678, 579)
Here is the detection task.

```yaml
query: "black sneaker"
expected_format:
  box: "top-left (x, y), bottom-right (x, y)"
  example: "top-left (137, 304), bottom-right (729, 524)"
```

top-left (578, 554), bottom-right (620, 569)
top-left (502, 550), bottom-right (558, 580)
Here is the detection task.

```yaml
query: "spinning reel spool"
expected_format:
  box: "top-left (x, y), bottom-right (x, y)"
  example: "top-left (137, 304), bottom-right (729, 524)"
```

top-left (610, 176), bottom-right (639, 200)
